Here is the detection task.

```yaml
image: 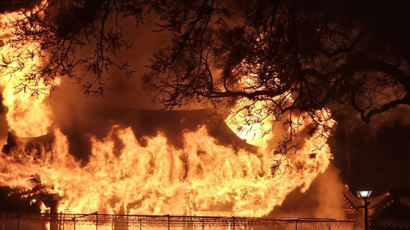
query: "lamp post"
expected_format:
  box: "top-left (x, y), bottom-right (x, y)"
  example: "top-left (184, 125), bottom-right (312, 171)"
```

top-left (357, 190), bottom-right (372, 230)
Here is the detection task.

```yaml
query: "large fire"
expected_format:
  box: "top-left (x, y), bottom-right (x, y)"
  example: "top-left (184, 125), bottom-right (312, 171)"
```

top-left (0, 5), bottom-right (334, 218)
top-left (0, 8), bottom-right (56, 138)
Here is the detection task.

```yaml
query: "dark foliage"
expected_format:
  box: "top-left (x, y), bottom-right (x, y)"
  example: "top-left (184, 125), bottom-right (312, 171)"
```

top-left (145, 0), bottom-right (410, 124)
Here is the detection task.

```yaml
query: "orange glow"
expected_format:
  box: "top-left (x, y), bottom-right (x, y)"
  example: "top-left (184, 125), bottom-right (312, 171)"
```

top-left (0, 4), bottom-right (334, 218)
top-left (0, 120), bottom-right (333, 216)
top-left (0, 6), bottom-right (56, 137)
top-left (225, 98), bottom-right (274, 146)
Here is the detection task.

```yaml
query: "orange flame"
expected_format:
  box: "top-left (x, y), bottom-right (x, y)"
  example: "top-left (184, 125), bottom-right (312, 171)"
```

top-left (0, 6), bottom-right (56, 138)
top-left (0, 120), bottom-right (333, 216)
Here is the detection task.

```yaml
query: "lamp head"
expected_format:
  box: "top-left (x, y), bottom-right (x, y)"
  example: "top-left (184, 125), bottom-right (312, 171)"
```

top-left (357, 190), bottom-right (373, 198)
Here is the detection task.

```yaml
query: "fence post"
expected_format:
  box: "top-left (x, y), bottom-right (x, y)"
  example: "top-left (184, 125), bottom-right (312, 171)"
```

top-left (167, 214), bottom-right (170, 230)
top-left (96, 213), bottom-right (98, 230)
top-left (139, 218), bottom-right (142, 230)
top-left (17, 211), bottom-right (19, 230)
top-left (232, 216), bottom-right (235, 230)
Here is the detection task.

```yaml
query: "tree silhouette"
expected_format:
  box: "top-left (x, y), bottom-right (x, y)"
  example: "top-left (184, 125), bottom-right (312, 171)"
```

top-left (1, 0), bottom-right (149, 95)
top-left (145, 0), bottom-right (410, 123)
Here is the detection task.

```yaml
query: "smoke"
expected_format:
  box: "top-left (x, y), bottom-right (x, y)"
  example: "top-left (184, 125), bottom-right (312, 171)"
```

top-left (49, 16), bottom-right (162, 113)
top-left (45, 15), bottom-right (170, 160)
top-left (45, 13), bottom-right (243, 161)
top-left (268, 164), bottom-right (346, 219)
top-left (312, 165), bottom-right (346, 219)
top-left (48, 18), bottom-right (255, 158)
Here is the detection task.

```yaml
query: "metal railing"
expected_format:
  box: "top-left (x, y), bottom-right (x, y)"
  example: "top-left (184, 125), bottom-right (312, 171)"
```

top-left (1, 212), bottom-right (356, 230)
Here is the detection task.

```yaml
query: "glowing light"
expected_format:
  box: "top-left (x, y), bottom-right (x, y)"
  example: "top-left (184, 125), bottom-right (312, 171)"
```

top-left (357, 190), bottom-right (373, 198)
top-left (0, 6), bottom-right (56, 137)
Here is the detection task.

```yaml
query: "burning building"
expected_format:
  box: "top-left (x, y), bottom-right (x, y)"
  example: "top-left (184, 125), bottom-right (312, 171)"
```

top-left (0, 0), bottom-right (409, 230)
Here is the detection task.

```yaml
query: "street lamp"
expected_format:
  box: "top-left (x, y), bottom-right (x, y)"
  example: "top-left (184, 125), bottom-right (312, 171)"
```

top-left (357, 190), bottom-right (373, 230)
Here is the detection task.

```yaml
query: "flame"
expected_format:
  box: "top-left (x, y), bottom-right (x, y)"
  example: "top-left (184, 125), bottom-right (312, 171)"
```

top-left (0, 4), bottom-right (55, 138)
top-left (225, 98), bottom-right (273, 146)
top-left (0, 4), bottom-right (334, 219)
top-left (0, 121), bottom-right (332, 216)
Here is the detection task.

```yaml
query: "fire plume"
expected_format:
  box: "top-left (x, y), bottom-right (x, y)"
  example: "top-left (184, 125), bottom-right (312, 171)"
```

top-left (0, 7), bottom-right (56, 138)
